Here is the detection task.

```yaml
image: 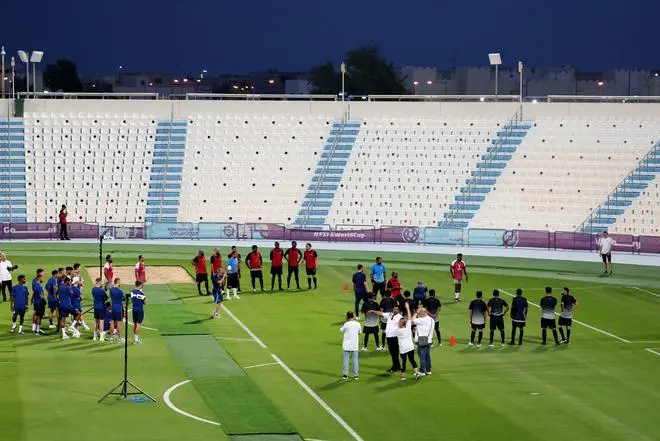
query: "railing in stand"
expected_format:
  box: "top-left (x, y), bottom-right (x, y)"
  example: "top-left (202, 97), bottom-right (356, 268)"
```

top-left (297, 119), bottom-right (347, 228)
top-left (439, 108), bottom-right (524, 228)
top-left (578, 140), bottom-right (660, 233)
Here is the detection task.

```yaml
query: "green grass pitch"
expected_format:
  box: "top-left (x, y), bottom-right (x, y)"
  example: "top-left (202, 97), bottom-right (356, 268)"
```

top-left (1, 241), bottom-right (659, 441)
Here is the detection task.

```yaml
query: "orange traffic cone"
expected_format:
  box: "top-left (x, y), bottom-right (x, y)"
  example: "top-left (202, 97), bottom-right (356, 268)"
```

top-left (343, 281), bottom-right (349, 291)
top-left (449, 335), bottom-right (456, 347)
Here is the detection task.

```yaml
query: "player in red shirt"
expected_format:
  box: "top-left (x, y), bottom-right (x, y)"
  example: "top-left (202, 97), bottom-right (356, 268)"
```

top-left (59, 204), bottom-right (69, 240)
top-left (210, 248), bottom-right (223, 275)
top-left (386, 272), bottom-right (402, 299)
top-left (284, 240), bottom-right (302, 290)
top-left (269, 242), bottom-right (284, 291)
top-left (245, 245), bottom-right (264, 292)
top-left (192, 250), bottom-right (211, 296)
top-left (134, 255), bottom-right (147, 284)
top-left (303, 243), bottom-right (319, 290)
top-left (103, 255), bottom-right (114, 288)
top-left (449, 253), bottom-right (468, 302)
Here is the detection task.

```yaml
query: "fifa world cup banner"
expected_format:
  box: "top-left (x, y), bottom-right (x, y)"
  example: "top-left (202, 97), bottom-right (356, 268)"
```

top-left (249, 225), bottom-right (419, 243)
top-left (100, 225), bottom-right (144, 240)
top-left (145, 222), bottom-right (198, 240)
top-left (638, 236), bottom-right (660, 254)
top-left (0, 222), bottom-right (99, 240)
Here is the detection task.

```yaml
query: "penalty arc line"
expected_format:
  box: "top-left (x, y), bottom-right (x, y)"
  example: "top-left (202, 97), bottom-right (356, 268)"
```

top-left (163, 380), bottom-right (222, 426)
top-left (498, 289), bottom-right (630, 343)
top-left (223, 306), bottom-right (364, 441)
top-left (633, 287), bottom-right (660, 298)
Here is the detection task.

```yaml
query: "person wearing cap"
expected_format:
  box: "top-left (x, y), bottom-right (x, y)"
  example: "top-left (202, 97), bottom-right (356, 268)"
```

top-left (269, 241), bottom-right (285, 291)
top-left (134, 255), bottom-right (147, 284)
top-left (284, 241), bottom-right (302, 290)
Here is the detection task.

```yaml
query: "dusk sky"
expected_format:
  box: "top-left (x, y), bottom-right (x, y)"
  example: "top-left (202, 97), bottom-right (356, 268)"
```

top-left (4, 0), bottom-right (658, 75)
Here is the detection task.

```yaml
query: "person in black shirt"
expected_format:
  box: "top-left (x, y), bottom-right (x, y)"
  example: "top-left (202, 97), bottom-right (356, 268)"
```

top-left (540, 286), bottom-right (560, 346)
top-left (558, 287), bottom-right (578, 344)
top-left (468, 291), bottom-right (488, 346)
top-left (379, 290), bottom-right (397, 347)
top-left (487, 289), bottom-right (509, 347)
top-left (423, 289), bottom-right (442, 346)
top-left (360, 293), bottom-right (382, 351)
top-left (509, 288), bottom-right (528, 345)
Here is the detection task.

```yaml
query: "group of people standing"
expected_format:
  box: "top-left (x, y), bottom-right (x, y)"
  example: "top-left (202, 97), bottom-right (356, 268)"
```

top-left (191, 242), bottom-right (319, 318)
top-left (4, 252), bottom-right (149, 344)
top-left (341, 254), bottom-right (580, 381)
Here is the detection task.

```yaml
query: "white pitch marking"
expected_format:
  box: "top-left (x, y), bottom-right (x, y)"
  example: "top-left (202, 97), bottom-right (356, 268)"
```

top-left (222, 306), bottom-right (267, 349)
top-left (215, 336), bottom-right (258, 342)
top-left (0, 361), bottom-right (16, 364)
top-left (244, 362), bottom-right (279, 370)
top-left (499, 289), bottom-right (631, 343)
top-left (163, 380), bottom-right (221, 426)
top-left (629, 341), bottom-right (660, 344)
top-left (645, 348), bottom-right (660, 357)
top-left (271, 354), bottom-right (364, 441)
top-left (222, 306), bottom-right (364, 441)
top-left (633, 287), bottom-right (660, 298)
top-left (126, 309), bottom-right (159, 331)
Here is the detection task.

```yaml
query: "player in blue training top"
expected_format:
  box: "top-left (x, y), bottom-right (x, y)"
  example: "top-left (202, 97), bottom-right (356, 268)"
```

top-left (57, 276), bottom-right (73, 340)
top-left (45, 269), bottom-right (59, 329)
top-left (131, 281), bottom-right (147, 344)
top-left (370, 257), bottom-right (387, 298)
top-left (68, 277), bottom-right (85, 338)
top-left (10, 275), bottom-right (29, 334)
top-left (211, 267), bottom-right (227, 319)
top-left (109, 278), bottom-right (125, 343)
top-left (91, 277), bottom-right (108, 342)
top-left (226, 251), bottom-right (240, 300)
top-left (31, 269), bottom-right (46, 335)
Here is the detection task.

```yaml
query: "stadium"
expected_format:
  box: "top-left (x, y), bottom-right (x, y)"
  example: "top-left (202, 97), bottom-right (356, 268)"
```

top-left (1, 93), bottom-right (660, 441)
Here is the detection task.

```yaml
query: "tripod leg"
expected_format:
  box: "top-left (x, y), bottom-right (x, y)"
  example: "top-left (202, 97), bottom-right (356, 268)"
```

top-left (97, 380), bottom-right (126, 403)
top-left (126, 380), bottom-right (158, 402)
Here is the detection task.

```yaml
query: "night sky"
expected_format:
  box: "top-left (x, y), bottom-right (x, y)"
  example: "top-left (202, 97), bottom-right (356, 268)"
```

top-left (4, 0), bottom-right (658, 75)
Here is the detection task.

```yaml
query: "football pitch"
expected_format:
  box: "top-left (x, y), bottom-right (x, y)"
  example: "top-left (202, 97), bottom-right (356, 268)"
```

top-left (1, 241), bottom-right (659, 441)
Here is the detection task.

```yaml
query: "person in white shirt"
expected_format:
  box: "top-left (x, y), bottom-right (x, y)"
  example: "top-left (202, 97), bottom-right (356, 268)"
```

top-left (597, 231), bottom-right (616, 274)
top-left (340, 311), bottom-right (361, 380)
top-left (373, 305), bottom-right (403, 372)
top-left (395, 303), bottom-right (420, 380)
top-left (0, 253), bottom-right (18, 303)
top-left (412, 308), bottom-right (434, 376)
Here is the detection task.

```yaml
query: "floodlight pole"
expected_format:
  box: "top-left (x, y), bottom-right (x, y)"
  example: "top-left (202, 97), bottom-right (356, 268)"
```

top-left (495, 64), bottom-right (499, 101)
top-left (32, 63), bottom-right (36, 97)
top-left (340, 61), bottom-right (346, 102)
top-left (10, 57), bottom-right (15, 98)
top-left (1, 46), bottom-right (5, 98)
top-left (518, 61), bottom-right (523, 103)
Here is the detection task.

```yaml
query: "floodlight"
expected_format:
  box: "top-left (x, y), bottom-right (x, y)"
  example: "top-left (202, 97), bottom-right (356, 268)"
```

top-left (488, 53), bottom-right (502, 65)
top-left (30, 51), bottom-right (44, 63)
top-left (18, 50), bottom-right (29, 63)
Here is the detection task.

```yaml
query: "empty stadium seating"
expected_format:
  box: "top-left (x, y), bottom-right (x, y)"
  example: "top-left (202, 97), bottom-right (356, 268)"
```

top-left (469, 117), bottom-right (660, 231)
top-left (0, 99), bottom-right (658, 236)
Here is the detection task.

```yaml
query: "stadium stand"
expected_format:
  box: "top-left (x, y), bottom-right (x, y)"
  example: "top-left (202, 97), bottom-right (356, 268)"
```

top-left (470, 117), bottom-right (660, 232)
top-left (0, 99), bottom-right (658, 236)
